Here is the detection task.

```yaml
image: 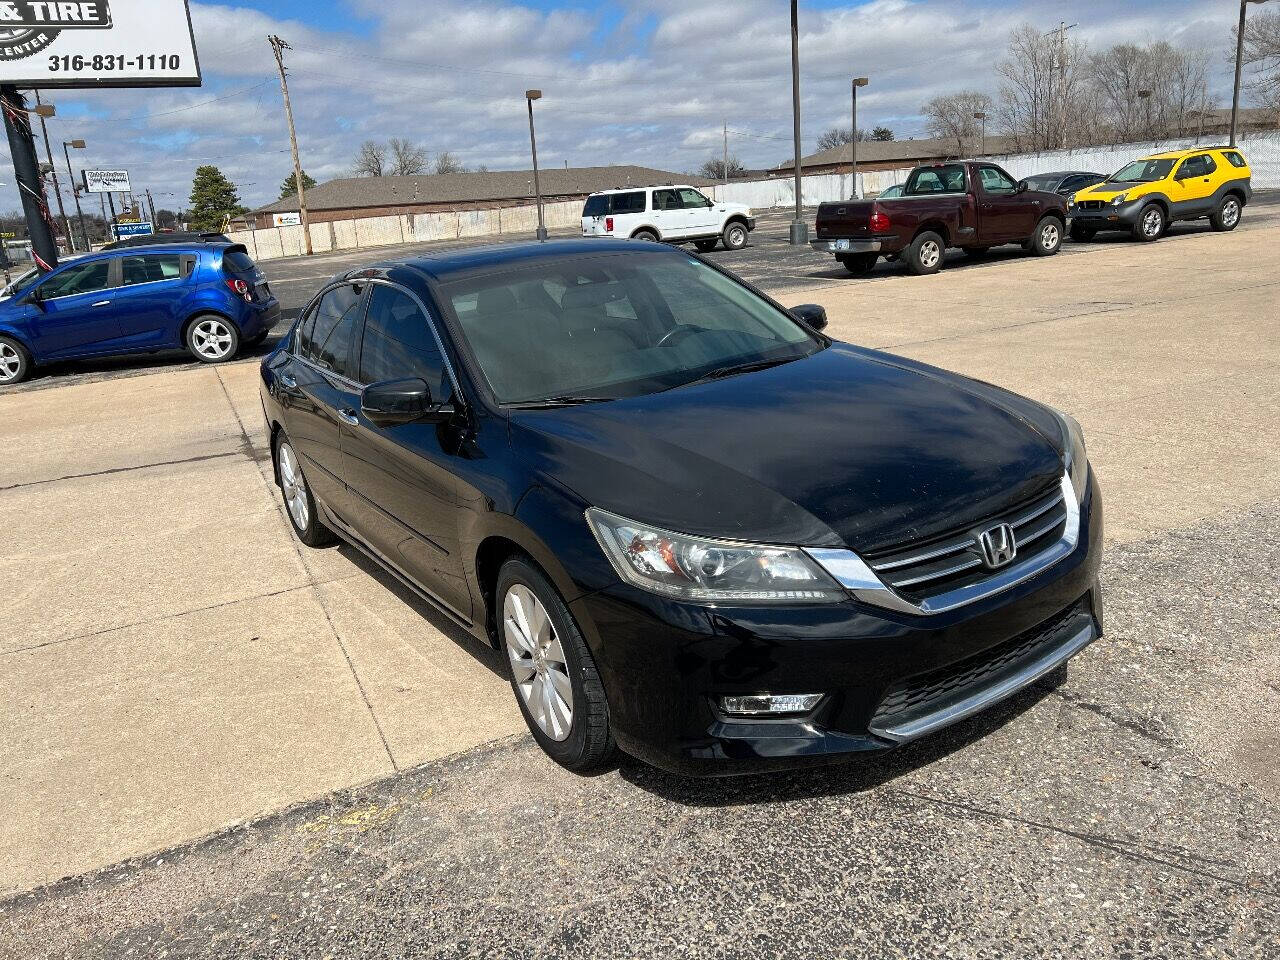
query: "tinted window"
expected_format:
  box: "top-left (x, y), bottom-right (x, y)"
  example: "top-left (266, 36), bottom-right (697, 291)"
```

top-left (39, 260), bottom-right (112, 298)
top-left (904, 165), bottom-right (966, 195)
top-left (652, 189), bottom-right (681, 211)
top-left (1178, 154), bottom-right (1215, 178)
top-left (977, 166), bottom-right (1016, 194)
top-left (611, 191), bottom-right (646, 214)
top-left (582, 195), bottom-right (608, 217)
top-left (224, 249), bottom-right (257, 274)
top-left (358, 286), bottom-right (448, 401)
top-left (1062, 174), bottom-right (1101, 192)
top-left (299, 283), bottom-right (362, 378)
top-left (121, 253), bottom-right (182, 285)
top-left (1223, 151), bottom-right (1247, 168)
top-left (678, 188), bottom-right (712, 209)
top-left (1022, 175), bottom-right (1060, 192)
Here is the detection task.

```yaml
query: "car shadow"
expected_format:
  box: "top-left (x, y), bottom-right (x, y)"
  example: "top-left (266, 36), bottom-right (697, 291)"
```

top-left (616, 664), bottom-right (1068, 806)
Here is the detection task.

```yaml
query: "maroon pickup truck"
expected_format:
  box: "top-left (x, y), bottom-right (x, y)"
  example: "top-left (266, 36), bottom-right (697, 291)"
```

top-left (811, 160), bottom-right (1069, 276)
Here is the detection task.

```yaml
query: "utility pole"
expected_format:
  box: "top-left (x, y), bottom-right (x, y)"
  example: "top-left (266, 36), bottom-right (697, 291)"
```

top-left (723, 120), bottom-right (729, 185)
top-left (524, 89), bottom-right (547, 241)
top-left (145, 188), bottom-right (157, 228)
top-left (33, 90), bottom-right (73, 253)
top-left (268, 34), bottom-right (313, 254)
top-left (1047, 21), bottom-right (1077, 149)
top-left (62, 139), bottom-right (89, 250)
top-left (788, 0), bottom-right (806, 245)
top-left (1, 86), bottom-right (58, 270)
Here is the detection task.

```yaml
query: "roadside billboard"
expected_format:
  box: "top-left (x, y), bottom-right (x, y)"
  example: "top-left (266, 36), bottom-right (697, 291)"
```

top-left (83, 169), bottom-right (130, 193)
top-left (112, 222), bottom-right (153, 239)
top-left (0, 1), bottom-right (201, 88)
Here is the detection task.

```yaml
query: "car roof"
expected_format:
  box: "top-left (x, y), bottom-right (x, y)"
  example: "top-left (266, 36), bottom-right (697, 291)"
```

top-left (347, 237), bottom-right (676, 284)
top-left (1030, 170), bottom-right (1101, 178)
top-left (1143, 147), bottom-right (1236, 160)
top-left (588, 184), bottom-right (690, 195)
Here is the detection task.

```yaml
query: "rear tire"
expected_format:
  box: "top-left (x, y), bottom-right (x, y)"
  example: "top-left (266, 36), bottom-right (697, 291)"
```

top-left (274, 433), bottom-right (336, 548)
top-left (631, 228), bottom-right (660, 242)
top-left (498, 557), bottom-right (614, 773)
top-left (1209, 194), bottom-right (1242, 232)
top-left (693, 238), bottom-right (718, 253)
top-left (185, 313), bottom-right (241, 363)
top-left (838, 252), bottom-right (879, 276)
top-left (1069, 223), bottom-right (1097, 242)
top-left (1132, 204), bottom-right (1164, 242)
top-left (0, 334), bottom-right (31, 385)
top-left (1030, 216), bottom-right (1063, 256)
top-left (721, 220), bottom-right (749, 250)
top-left (905, 231), bottom-right (945, 275)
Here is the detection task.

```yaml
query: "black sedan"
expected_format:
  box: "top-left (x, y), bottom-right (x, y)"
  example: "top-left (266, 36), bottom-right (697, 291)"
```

top-left (1021, 170), bottom-right (1106, 197)
top-left (260, 239), bottom-right (1103, 775)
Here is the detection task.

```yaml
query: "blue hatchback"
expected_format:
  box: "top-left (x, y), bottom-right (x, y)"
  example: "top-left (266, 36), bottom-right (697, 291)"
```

top-left (0, 241), bottom-right (280, 385)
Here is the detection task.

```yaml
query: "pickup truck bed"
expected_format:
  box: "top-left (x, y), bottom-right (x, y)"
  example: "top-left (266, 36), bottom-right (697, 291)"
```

top-left (812, 161), bottom-right (1069, 276)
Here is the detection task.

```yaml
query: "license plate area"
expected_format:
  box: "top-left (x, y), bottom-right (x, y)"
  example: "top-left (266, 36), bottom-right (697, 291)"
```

top-left (832, 239), bottom-right (851, 251)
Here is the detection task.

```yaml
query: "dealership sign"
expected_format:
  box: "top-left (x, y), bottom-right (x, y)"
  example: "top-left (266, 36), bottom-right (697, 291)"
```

top-left (0, 0), bottom-right (200, 87)
top-left (83, 168), bottom-right (129, 193)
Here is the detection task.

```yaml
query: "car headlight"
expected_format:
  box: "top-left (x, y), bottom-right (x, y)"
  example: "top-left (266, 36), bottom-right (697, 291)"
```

top-left (586, 508), bottom-right (845, 603)
top-left (1052, 409), bottom-right (1089, 503)
top-left (1110, 193), bottom-right (1128, 205)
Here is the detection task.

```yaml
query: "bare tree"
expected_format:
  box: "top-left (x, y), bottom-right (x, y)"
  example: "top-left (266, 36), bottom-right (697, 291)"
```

top-left (388, 138), bottom-right (429, 176)
top-left (922, 91), bottom-right (992, 155)
top-left (816, 127), bottom-right (867, 151)
top-left (699, 155), bottom-right (745, 179)
top-left (352, 140), bottom-right (386, 177)
top-left (1239, 9), bottom-right (1280, 119)
top-left (1090, 41), bottom-right (1210, 142)
top-left (996, 23), bottom-right (1093, 151)
top-left (433, 151), bottom-right (465, 174)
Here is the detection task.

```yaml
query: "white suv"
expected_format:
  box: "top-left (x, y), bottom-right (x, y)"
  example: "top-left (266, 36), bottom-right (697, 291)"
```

top-left (581, 185), bottom-right (756, 251)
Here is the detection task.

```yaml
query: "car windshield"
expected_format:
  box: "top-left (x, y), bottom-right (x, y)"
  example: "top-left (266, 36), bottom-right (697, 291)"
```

top-left (444, 253), bottom-right (822, 405)
top-left (878, 184), bottom-right (903, 198)
top-left (903, 165), bottom-right (967, 195)
top-left (1109, 159), bottom-right (1176, 183)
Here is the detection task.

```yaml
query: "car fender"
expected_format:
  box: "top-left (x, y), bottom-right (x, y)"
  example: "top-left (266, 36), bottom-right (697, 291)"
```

top-left (177, 288), bottom-right (242, 332)
top-left (629, 223), bottom-right (663, 240)
top-left (0, 319), bottom-right (33, 354)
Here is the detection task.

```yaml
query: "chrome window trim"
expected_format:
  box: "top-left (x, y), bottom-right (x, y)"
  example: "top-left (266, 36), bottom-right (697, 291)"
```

top-left (806, 474), bottom-right (1080, 617)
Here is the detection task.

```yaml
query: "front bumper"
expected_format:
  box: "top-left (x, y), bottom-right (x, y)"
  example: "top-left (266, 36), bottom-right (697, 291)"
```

top-left (745, 217), bottom-right (757, 232)
top-left (810, 238), bottom-right (882, 255)
top-left (1068, 197), bottom-right (1147, 228)
top-left (570, 471), bottom-right (1103, 775)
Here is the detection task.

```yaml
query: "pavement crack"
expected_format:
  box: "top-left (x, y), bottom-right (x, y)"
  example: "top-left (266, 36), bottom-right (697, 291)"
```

top-left (0, 451), bottom-right (244, 493)
top-left (1050, 687), bottom-right (1180, 749)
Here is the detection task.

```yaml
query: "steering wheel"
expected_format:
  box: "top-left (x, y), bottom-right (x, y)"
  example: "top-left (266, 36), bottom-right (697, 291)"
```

top-left (655, 324), bottom-right (700, 348)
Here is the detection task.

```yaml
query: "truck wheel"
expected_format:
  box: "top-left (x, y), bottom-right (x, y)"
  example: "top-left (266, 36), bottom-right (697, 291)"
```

top-left (694, 238), bottom-right (719, 253)
top-left (631, 228), bottom-right (660, 242)
top-left (1069, 223), bottom-right (1097, 242)
top-left (722, 221), bottom-right (749, 250)
top-left (1030, 217), bottom-right (1063, 256)
top-left (1132, 204), bottom-right (1164, 242)
top-left (838, 252), bottom-right (878, 276)
top-left (1209, 194), bottom-right (1242, 232)
top-left (905, 231), bottom-right (944, 275)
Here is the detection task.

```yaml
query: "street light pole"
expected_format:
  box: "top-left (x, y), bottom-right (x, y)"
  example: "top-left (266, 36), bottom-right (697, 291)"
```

top-left (32, 91), bottom-right (74, 253)
top-left (851, 76), bottom-right (868, 198)
top-left (789, 0), bottom-right (806, 245)
top-left (1138, 89), bottom-right (1152, 142)
top-left (1230, 0), bottom-right (1270, 147)
top-left (973, 111), bottom-right (987, 155)
top-left (62, 139), bottom-right (89, 250)
top-left (525, 89), bottom-right (547, 241)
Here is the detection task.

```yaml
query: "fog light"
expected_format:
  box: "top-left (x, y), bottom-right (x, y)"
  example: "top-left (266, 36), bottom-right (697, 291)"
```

top-left (720, 694), bottom-right (822, 716)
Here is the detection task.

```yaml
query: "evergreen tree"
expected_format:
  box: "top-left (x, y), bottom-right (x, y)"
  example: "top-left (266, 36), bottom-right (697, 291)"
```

top-left (278, 169), bottom-right (317, 200)
top-left (188, 165), bottom-right (247, 231)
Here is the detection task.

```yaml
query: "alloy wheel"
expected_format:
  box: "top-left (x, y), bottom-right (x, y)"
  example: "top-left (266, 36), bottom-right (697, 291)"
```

top-left (919, 240), bottom-right (941, 269)
top-left (192, 318), bottom-right (235, 360)
top-left (1222, 198), bottom-right (1240, 227)
top-left (1142, 208), bottom-right (1163, 238)
top-left (728, 226), bottom-right (746, 247)
top-left (0, 342), bottom-right (20, 383)
top-left (278, 442), bottom-right (310, 531)
top-left (503, 582), bottom-right (573, 741)
top-left (1041, 222), bottom-right (1060, 250)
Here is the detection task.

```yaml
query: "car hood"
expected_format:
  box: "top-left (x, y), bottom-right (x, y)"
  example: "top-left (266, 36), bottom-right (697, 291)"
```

top-left (1075, 183), bottom-right (1147, 201)
top-left (509, 343), bottom-right (1066, 554)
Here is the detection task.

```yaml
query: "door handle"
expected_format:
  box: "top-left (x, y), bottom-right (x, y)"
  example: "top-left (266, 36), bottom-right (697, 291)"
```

top-left (91, 300), bottom-right (111, 307)
top-left (337, 408), bottom-right (359, 426)
top-left (279, 371), bottom-right (297, 389)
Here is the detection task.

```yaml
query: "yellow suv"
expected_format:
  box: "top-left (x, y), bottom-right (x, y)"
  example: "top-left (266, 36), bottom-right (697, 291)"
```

top-left (1067, 147), bottom-right (1252, 242)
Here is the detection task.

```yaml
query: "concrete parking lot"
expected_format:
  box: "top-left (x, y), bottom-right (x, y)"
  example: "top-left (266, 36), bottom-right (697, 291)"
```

top-left (1, 203), bottom-right (1278, 957)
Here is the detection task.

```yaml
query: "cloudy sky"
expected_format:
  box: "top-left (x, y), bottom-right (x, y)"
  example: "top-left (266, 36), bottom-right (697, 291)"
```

top-left (6, 0), bottom-right (1251, 215)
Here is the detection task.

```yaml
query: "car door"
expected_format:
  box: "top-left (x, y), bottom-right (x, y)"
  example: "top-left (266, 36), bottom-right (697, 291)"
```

top-left (678, 188), bottom-right (719, 236)
top-left (112, 251), bottom-right (190, 348)
top-left (651, 188), bottom-right (685, 238)
top-left (340, 282), bottom-right (472, 618)
top-left (975, 165), bottom-right (1038, 245)
top-left (1171, 154), bottom-right (1217, 216)
top-left (20, 258), bottom-right (123, 358)
top-left (277, 282), bottom-right (366, 522)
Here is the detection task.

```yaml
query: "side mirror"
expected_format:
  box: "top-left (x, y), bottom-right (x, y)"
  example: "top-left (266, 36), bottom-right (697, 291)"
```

top-left (21, 287), bottom-right (44, 309)
top-left (361, 377), bottom-right (439, 426)
top-left (790, 303), bottom-right (828, 331)
top-left (1015, 179), bottom-right (1029, 193)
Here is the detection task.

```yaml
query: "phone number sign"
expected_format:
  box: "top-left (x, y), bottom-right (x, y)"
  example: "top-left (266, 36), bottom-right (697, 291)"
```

top-left (0, 0), bottom-right (200, 87)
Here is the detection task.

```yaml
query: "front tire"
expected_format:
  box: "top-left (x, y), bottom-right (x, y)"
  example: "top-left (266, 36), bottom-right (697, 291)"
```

top-left (0, 335), bottom-right (31, 385)
top-left (498, 557), bottom-right (614, 773)
top-left (1132, 204), bottom-right (1164, 242)
top-left (838, 252), bottom-right (879, 275)
top-left (721, 220), bottom-right (749, 250)
top-left (905, 231), bottom-right (945, 275)
top-left (1030, 216), bottom-right (1063, 256)
top-left (1209, 194), bottom-right (1242, 232)
top-left (275, 434), bottom-right (335, 547)
top-left (186, 314), bottom-right (241, 363)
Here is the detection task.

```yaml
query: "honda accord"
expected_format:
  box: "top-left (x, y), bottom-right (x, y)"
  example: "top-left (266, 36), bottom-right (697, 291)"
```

top-left (260, 239), bottom-right (1102, 775)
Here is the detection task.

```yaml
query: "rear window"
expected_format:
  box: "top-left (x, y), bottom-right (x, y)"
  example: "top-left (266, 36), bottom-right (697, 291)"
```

top-left (583, 192), bottom-right (646, 216)
top-left (1222, 151), bottom-right (1247, 168)
top-left (904, 164), bottom-right (967, 195)
top-left (583, 195), bottom-right (608, 217)
top-left (223, 248), bottom-right (257, 274)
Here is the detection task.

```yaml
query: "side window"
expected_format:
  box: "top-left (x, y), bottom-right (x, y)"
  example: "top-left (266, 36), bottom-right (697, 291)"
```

top-left (678, 188), bottom-right (713, 209)
top-left (1222, 151), bottom-right (1247, 169)
top-left (301, 283), bottom-right (362, 378)
top-left (1179, 155), bottom-right (1213, 178)
top-left (358, 286), bottom-right (448, 402)
top-left (612, 191), bottom-right (646, 214)
top-left (652, 189), bottom-right (680, 211)
top-left (978, 166), bottom-right (1016, 194)
top-left (37, 260), bottom-right (113, 298)
top-left (121, 254), bottom-right (182, 286)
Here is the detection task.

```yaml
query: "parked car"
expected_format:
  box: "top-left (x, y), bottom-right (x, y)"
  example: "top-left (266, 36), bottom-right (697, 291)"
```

top-left (100, 230), bottom-right (231, 251)
top-left (0, 242), bottom-right (279, 385)
top-left (0, 255), bottom-right (83, 301)
top-left (581, 185), bottom-right (756, 250)
top-left (260, 238), bottom-right (1103, 776)
top-left (875, 183), bottom-right (905, 199)
top-left (1020, 170), bottom-right (1106, 197)
top-left (811, 160), bottom-right (1069, 275)
top-left (1068, 147), bottom-right (1252, 242)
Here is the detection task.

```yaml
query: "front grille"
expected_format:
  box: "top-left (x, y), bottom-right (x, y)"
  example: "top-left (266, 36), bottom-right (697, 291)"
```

top-left (1077, 200), bottom-right (1106, 211)
top-left (865, 483), bottom-right (1067, 604)
top-left (872, 597), bottom-right (1088, 730)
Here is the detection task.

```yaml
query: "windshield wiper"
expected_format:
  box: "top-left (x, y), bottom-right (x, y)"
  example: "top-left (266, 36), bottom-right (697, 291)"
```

top-left (507, 395), bottom-right (617, 409)
top-left (666, 356), bottom-right (797, 391)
